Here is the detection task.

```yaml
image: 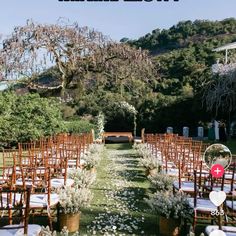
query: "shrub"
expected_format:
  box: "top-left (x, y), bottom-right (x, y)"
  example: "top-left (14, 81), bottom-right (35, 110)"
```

top-left (0, 92), bottom-right (65, 145)
top-left (65, 119), bottom-right (95, 134)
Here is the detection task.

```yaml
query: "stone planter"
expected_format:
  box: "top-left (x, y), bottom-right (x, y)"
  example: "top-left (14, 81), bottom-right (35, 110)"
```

top-left (159, 216), bottom-right (180, 236)
top-left (59, 212), bottom-right (80, 232)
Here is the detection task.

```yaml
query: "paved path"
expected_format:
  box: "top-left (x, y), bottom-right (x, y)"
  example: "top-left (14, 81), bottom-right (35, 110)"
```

top-left (81, 143), bottom-right (157, 236)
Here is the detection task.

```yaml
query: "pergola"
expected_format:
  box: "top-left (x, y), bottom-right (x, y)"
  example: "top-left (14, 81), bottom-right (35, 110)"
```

top-left (213, 41), bottom-right (236, 64)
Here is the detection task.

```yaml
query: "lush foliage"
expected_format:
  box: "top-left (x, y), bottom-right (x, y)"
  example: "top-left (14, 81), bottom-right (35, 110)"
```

top-left (64, 119), bottom-right (95, 134)
top-left (0, 92), bottom-right (65, 145)
top-left (128, 18), bottom-right (236, 52)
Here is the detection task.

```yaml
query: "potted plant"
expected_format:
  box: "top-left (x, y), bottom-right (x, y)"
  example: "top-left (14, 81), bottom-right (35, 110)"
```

top-left (138, 150), bottom-right (162, 176)
top-left (148, 172), bottom-right (176, 192)
top-left (83, 152), bottom-right (100, 172)
top-left (83, 144), bottom-right (103, 172)
top-left (58, 186), bottom-right (93, 232)
top-left (68, 168), bottom-right (96, 188)
top-left (146, 191), bottom-right (193, 236)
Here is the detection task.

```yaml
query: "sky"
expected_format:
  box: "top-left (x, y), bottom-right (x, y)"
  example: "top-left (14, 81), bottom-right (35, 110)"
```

top-left (1, 0), bottom-right (236, 41)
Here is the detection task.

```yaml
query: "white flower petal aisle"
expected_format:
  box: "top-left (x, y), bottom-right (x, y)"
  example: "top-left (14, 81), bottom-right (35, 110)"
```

top-left (84, 144), bottom-right (157, 236)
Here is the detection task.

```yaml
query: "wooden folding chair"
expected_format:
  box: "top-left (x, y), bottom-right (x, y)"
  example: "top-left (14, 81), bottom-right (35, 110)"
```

top-left (0, 187), bottom-right (41, 235)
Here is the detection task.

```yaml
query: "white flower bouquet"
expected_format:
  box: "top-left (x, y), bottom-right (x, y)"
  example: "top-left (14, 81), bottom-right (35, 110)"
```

top-left (83, 144), bottom-right (104, 170)
top-left (139, 155), bottom-right (162, 171)
top-left (68, 168), bottom-right (96, 188)
top-left (146, 191), bottom-right (193, 220)
top-left (88, 144), bottom-right (104, 154)
top-left (83, 152), bottom-right (100, 170)
top-left (148, 173), bottom-right (175, 191)
top-left (58, 186), bottom-right (93, 214)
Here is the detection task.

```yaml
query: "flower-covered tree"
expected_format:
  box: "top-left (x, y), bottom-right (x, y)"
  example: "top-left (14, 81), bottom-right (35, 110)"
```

top-left (0, 20), bottom-right (154, 99)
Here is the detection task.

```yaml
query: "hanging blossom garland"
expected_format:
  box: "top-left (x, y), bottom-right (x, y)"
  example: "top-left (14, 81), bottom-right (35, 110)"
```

top-left (96, 111), bottom-right (105, 140)
top-left (119, 101), bottom-right (137, 115)
top-left (119, 101), bottom-right (138, 136)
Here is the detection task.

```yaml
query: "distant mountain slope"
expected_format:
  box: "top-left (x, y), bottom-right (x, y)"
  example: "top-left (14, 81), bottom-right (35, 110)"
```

top-left (124, 18), bottom-right (236, 96)
top-left (127, 18), bottom-right (236, 54)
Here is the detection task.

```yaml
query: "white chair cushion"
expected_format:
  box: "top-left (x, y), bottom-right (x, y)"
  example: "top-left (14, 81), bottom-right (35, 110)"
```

top-left (206, 185), bottom-right (234, 194)
top-left (30, 193), bottom-right (59, 208)
top-left (224, 174), bottom-right (236, 180)
top-left (51, 178), bottom-right (74, 188)
top-left (164, 168), bottom-right (179, 176)
top-left (173, 180), bottom-right (195, 192)
top-left (2, 224), bottom-right (41, 236)
top-left (0, 229), bottom-right (14, 236)
top-left (226, 200), bottom-right (236, 211)
top-left (188, 198), bottom-right (217, 212)
top-left (205, 225), bottom-right (236, 236)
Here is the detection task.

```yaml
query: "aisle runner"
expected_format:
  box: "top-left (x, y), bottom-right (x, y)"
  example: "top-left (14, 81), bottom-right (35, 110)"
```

top-left (87, 149), bottom-right (146, 236)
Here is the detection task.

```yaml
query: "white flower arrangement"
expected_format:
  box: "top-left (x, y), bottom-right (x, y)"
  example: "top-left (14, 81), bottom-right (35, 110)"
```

top-left (88, 143), bottom-right (104, 154)
top-left (58, 186), bottom-right (93, 214)
top-left (84, 152), bottom-right (100, 170)
top-left (139, 154), bottom-right (162, 171)
top-left (134, 143), bottom-right (162, 171)
top-left (119, 101), bottom-right (137, 115)
top-left (146, 191), bottom-right (193, 220)
top-left (119, 101), bottom-right (138, 136)
top-left (133, 143), bottom-right (150, 157)
top-left (148, 173), bottom-right (175, 191)
top-left (96, 112), bottom-right (105, 140)
top-left (83, 144), bottom-right (104, 169)
top-left (68, 168), bottom-right (96, 188)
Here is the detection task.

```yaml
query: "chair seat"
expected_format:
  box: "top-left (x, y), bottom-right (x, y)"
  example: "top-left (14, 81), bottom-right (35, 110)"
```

top-left (205, 225), bottom-right (236, 236)
top-left (204, 185), bottom-right (235, 194)
top-left (2, 224), bottom-right (41, 236)
top-left (188, 198), bottom-right (217, 212)
top-left (226, 200), bottom-right (236, 211)
top-left (30, 193), bottom-right (59, 208)
top-left (225, 174), bottom-right (236, 180)
top-left (164, 168), bottom-right (179, 176)
top-left (196, 170), bottom-right (209, 177)
top-left (51, 178), bottom-right (74, 188)
top-left (166, 161), bottom-right (176, 168)
top-left (15, 176), bottom-right (43, 187)
top-left (173, 180), bottom-right (195, 192)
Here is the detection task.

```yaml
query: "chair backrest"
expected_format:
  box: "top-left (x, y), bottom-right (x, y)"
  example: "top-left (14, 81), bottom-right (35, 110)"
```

top-left (0, 187), bottom-right (31, 235)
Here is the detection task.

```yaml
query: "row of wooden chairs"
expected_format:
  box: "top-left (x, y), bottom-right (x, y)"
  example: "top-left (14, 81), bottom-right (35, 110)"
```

top-left (144, 133), bottom-right (236, 232)
top-left (0, 132), bottom-right (93, 233)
